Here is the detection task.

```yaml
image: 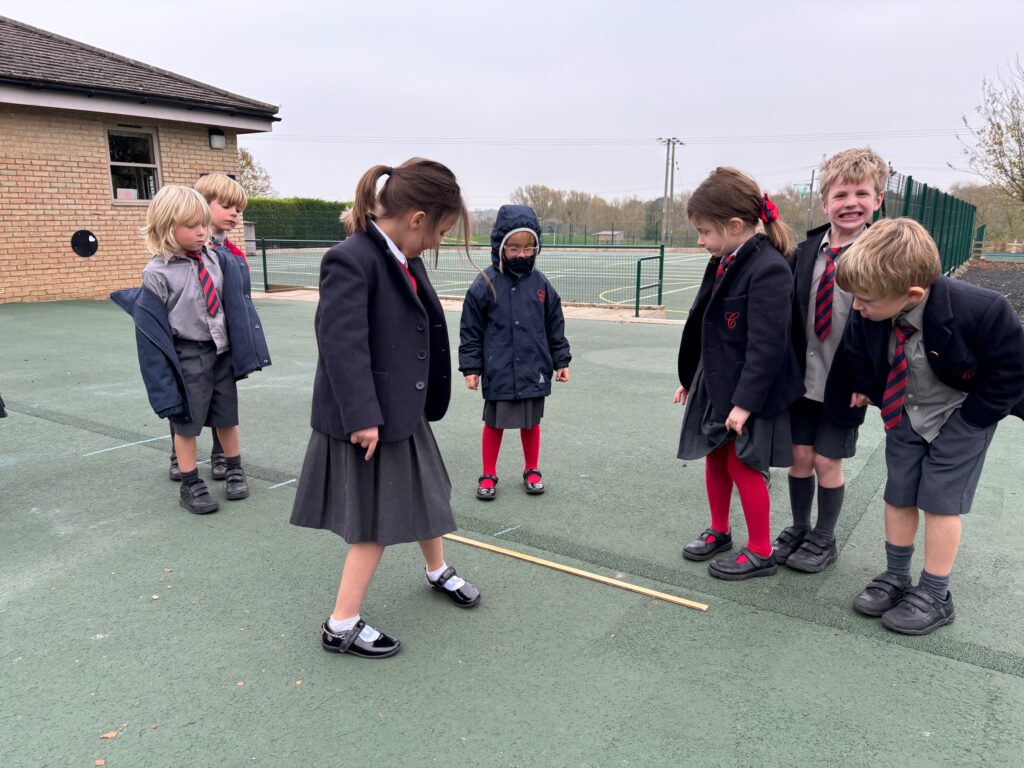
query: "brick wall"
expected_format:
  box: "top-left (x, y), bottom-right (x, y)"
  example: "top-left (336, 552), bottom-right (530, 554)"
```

top-left (0, 104), bottom-right (243, 303)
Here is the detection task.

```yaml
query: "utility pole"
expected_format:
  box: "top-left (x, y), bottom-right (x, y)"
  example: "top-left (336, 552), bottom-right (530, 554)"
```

top-left (659, 137), bottom-right (682, 245)
top-left (806, 168), bottom-right (816, 233)
top-left (668, 140), bottom-right (683, 245)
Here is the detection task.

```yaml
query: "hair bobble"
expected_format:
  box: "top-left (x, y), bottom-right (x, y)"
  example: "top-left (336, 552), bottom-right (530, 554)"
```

top-left (759, 194), bottom-right (779, 224)
top-left (384, 166), bottom-right (394, 176)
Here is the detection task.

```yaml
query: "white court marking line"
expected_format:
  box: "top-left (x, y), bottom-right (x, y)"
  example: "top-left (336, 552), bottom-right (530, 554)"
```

top-left (269, 478), bottom-right (297, 489)
top-left (82, 435), bottom-right (170, 457)
top-left (493, 524), bottom-right (522, 537)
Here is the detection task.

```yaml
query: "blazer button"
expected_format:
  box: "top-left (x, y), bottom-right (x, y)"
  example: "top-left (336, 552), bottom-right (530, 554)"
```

top-left (417, 322), bottom-right (425, 331)
top-left (417, 350), bottom-right (427, 360)
top-left (514, 320), bottom-right (520, 326)
top-left (928, 350), bottom-right (939, 358)
top-left (415, 381), bottom-right (426, 390)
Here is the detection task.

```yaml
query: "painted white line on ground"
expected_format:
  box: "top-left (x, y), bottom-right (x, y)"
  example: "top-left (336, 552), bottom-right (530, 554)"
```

top-left (269, 478), bottom-right (298, 489)
top-left (493, 524), bottom-right (522, 537)
top-left (82, 435), bottom-right (170, 457)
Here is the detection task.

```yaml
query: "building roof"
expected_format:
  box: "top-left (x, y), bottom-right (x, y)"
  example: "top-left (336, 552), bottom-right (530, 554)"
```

top-left (0, 15), bottom-right (278, 119)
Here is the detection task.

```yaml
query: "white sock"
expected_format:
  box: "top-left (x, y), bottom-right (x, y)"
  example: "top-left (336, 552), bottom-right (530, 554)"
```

top-left (426, 562), bottom-right (465, 591)
top-left (327, 614), bottom-right (380, 641)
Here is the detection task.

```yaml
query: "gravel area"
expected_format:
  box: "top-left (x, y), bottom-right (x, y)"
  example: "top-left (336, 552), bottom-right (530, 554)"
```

top-left (956, 258), bottom-right (1024, 317)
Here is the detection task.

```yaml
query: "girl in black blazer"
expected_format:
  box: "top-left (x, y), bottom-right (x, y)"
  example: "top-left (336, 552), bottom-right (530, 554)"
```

top-left (290, 159), bottom-right (481, 659)
top-left (675, 168), bottom-right (805, 580)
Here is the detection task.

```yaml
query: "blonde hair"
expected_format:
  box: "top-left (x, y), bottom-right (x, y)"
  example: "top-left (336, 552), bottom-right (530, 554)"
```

top-left (687, 167), bottom-right (794, 256)
top-left (194, 172), bottom-right (247, 209)
top-left (835, 218), bottom-right (941, 297)
top-left (819, 148), bottom-right (889, 199)
top-left (142, 185), bottom-right (210, 258)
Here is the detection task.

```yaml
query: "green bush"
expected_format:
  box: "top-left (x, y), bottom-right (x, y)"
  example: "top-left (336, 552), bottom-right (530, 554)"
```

top-left (246, 197), bottom-right (351, 243)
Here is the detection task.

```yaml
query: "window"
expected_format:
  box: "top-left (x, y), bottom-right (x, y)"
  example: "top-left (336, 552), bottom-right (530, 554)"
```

top-left (107, 129), bottom-right (160, 201)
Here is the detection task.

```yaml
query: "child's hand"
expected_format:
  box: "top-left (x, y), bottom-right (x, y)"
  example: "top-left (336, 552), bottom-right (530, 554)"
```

top-left (673, 386), bottom-right (688, 405)
top-left (850, 392), bottom-right (870, 408)
top-left (725, 406), bottom-right (751, 435)
top-left (465, 375), bottom-right (480, 390)
top-left (350, 426), bottom-right (379, 460)
top-left (555, 368), bottom-right (570, 382)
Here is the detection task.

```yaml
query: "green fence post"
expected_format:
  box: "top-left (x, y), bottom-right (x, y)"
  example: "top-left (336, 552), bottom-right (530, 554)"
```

top-left (658, 244), bottom-right (665, 305)
top-left (901, 176), bottom-right (913, 217)
top-left (261, 238), bottom-right (269, 293)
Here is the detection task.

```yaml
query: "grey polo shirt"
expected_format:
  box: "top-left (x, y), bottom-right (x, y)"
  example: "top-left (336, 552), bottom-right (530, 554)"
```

top-left (803, 229), bottom-right (861, 401)
top-left (889, 294), bottom-right (966, 442)
top-left (142, 246), bottom-right (230, 353)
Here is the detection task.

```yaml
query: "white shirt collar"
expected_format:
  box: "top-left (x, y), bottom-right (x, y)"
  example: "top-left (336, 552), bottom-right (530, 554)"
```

top-left (370, 220), bottom-right (408, 266)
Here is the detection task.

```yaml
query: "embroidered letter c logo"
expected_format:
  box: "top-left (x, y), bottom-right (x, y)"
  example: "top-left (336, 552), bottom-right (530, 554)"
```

top-left (725, 311), bottom-right (740, 331)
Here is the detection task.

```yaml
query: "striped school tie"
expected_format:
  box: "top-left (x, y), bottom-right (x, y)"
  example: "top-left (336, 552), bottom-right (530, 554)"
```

top-left (186, 251), bottom-right (221, 317)
top-left (713, 253), bottom-right (735, 293)
top-left (880, 324), bottom-right (917, 430)
top-left (814, 246), bottom-right (842, 341)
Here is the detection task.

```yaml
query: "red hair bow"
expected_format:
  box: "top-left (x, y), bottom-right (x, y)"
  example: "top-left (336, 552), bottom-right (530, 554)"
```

top-left (759, 194), bottom-right (779, 224)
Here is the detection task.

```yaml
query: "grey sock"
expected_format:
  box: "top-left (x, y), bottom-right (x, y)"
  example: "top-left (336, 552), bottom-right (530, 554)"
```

top-left (813, 484), bottom-right (844, 537)
top-left (918, 569), bottom-right (950, 601)
top-left (788, 475), bottom-right (815, 531)
top-left (884, 541), bottom-right (915, 582)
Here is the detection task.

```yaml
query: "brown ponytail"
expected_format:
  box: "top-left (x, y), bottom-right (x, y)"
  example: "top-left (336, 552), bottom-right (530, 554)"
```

top-left (686, 167), bottom-right (794, 258)
top-left (342, 164), bottom-right (392, 235)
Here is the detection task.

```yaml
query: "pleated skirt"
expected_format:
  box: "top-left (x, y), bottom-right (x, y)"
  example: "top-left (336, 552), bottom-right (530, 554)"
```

top-left (483, 397), bottom-right (545, 429)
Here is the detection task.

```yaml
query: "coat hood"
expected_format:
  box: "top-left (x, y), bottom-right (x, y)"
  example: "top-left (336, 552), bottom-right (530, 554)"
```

top-left (490, 204), bottom-right (542, 269)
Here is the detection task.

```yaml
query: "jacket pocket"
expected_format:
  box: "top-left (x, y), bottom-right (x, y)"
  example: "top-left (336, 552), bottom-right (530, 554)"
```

top-left (371, 371), bottom-right (390, 418)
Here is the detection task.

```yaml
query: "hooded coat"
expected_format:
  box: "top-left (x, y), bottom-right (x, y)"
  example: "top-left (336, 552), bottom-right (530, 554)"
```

top-left (459, 205), bottom-right (571, 401)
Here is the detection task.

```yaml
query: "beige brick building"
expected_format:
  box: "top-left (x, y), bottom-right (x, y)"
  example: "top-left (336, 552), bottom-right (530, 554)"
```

top-left (0, 16), bottom-right (279, 303)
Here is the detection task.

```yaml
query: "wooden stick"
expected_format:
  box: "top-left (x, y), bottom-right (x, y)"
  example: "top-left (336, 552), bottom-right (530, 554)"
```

top-left (443, 533), bottom-right (709, 613)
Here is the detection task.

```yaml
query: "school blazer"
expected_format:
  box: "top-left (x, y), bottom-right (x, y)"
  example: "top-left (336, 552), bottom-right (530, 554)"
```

top-left (842, 275), bottom-right (1024, 429)
top-left (309, 226), bottom-right (451, 442)
top-left (677, 234), bottom-right (805, 418)
top-left (791, 223), bottom-right (867, 428)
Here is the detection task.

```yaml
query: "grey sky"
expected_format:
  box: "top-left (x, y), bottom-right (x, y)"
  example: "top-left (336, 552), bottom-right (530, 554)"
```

top-left (7, 0), bottom-right (1023, 207)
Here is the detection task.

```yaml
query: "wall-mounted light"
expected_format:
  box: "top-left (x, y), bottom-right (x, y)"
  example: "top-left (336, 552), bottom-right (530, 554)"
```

top-left (208, 128), bottom-right (226, 150)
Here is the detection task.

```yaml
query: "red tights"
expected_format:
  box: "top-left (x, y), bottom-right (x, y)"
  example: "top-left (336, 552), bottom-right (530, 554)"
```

top-left (704, 442), bottom-right (772, 558)
top-left (480, 425), bottom-right (541, 488)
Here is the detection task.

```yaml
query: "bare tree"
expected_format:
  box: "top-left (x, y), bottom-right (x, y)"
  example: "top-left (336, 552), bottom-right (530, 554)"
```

top-left (959, 58), bottom-right (1024, 206)
top-left (510, 184), bottom-right (563, 220)
top-left (239, 147), bottom-right (277, 198)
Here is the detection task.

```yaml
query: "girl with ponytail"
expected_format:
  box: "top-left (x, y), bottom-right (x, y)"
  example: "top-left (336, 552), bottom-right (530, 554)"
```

top-left (674, 167), bottom-right (805, 580)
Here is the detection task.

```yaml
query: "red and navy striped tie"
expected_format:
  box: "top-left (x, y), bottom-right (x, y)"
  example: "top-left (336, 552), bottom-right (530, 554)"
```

top-left (814, 246), bottom-right (842, 341)
top-left (187, 252), bottom-right (220, 317)
top-left (713, 253), bottom-right (735, 293)
top-left (881, 324), bottom-right (916, 430)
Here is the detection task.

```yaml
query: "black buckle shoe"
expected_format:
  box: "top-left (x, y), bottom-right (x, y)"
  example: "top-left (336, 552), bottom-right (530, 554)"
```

top-left (772, 526), bottom-right (808, 565)
top-left (428, 566), bottom-right (481, 608)
top-left (169, 454), bottom-right (181, 482)
top-left (785, 530), bottom-right (837, 573)
top-left (852, 572), bottom-right (910, 617)
top-left (682, 528), bottom-right (732, 561)
top-left (881, 586), bottom-right (955, 636)
top-left (321, 619), bottom-right (401, 658)
top-left (210, 452), bottom-right (228, 481)
top-left (523, 469), bottom-right (545, 495)
top-left (708, 547), bottom-right (778, 580)
top-left (225, 465), bottom-right (250, 500)
top-left (476, 474), bottom-right (498, 501)
top-left (179, 479), bottom-right (219, 514)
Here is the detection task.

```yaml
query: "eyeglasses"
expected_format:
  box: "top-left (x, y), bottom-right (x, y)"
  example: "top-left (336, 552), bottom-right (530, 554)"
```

top-left (504, 246), bottom-right (537, 257)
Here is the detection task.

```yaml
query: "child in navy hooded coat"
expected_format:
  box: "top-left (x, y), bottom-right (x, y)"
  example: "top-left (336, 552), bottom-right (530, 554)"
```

top-left (459, 205), bottom-right (571, 499)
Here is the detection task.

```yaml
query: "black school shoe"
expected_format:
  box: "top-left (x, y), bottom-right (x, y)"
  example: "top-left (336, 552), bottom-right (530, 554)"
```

top-left (321, 619), bottom-right (401, 659)
top-left (785, 531), bottom-right (838, 573)
top-left (428, 566), bottom-right (481, 608)
top-left (179, 479), bottom-right (219, 514)
top-left (771, 526), bottom-right (808, 565)
top-left (210, 452), bottom-right (228, 481)
top-left (169, 454), bottom-right (181, 482)
top-left (225, 466), bottom-right (250, 500)
top-left (682, 528), bottom-right (732, 561)
top-left (476, 474), bottom-right (498, 501)
top-left (852, 572), bottom-right (910, 617)
top-left (880, 586), bottom-right (955, 636)
top-left (708, 547), bottom-right (778, 580)
top-left (523, 469), bottom-right (545, 495)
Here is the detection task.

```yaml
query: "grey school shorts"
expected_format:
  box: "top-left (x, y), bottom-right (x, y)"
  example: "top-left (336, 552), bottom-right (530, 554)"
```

top-left (884, 408), bottom-right (996, 516)
top-left (790, 397), bottom-right (859, 459)
top-left (170, 339), bottom-right (238, 438)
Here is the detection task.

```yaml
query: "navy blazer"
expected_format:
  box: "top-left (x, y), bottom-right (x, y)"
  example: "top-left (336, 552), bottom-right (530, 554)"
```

top-left (791, 223), bottom-right (867, 428)
top-left (842, 275), bottom-right (1024, 429)
top-left (678, 234), bottom-right (805, 418)
top-left (309, 225), bottom-right (451, 442)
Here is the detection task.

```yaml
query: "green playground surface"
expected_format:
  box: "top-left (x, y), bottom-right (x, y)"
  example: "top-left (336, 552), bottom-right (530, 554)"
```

top-left (3, 298), bottom-right (1024, 767)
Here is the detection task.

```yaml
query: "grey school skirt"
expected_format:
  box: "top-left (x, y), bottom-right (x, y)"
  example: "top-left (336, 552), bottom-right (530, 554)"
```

top-left (289, 418), bottom-right (456, 546)
top-left (483, 397), bottom-right (545, 429)
top-left (677, 363), bottom-right (793, 472)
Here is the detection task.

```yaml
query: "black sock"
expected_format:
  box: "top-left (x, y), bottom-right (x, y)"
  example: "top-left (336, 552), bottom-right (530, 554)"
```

top-left (788, 475), bottom-right (814, 531)
top-left (884, 542), bottom-right (914, 583)
top-left (212, 432), bottom-right (223, 455)
top-left (918, 569), bottom-right (950, 600)
top-left (170, 424), bottom-right (177, 461)
top-left (180, 468), bottom-right (200, 486)
top-left (813, 484), bottom-right (844, 538)
top-left (225, 455), bottom-right (241, 469)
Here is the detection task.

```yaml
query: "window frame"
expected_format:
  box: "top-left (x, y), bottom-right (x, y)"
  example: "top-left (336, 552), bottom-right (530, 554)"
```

top-left (106, 126), bottom-right (163, 206)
